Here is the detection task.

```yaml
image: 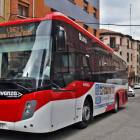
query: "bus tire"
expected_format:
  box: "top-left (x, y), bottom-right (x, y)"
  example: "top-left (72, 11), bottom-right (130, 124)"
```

top-left (76, 99), bottom-right (91, 129)
top-left (113, 95), bottom-right (119, 113)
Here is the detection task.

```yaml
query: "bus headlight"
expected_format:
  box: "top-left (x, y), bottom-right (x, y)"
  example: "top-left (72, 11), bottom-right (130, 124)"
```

top-left (27, 102), bottom-right (32, 108)
top-left (21, 100), bottom-right (37, 121)
top-left (25, 109), bottom-right (30, 114)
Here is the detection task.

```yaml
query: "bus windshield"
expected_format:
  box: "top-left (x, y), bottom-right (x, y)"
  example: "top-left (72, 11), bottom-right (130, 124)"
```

top-left (0, 20), bottom-right (52, 90)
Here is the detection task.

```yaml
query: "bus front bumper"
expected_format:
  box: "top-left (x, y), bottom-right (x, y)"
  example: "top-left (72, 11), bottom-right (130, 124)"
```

top-left (0, 101), bottom-right (52, 133)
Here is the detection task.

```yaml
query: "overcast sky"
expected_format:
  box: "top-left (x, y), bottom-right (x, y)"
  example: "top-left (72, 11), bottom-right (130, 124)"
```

top-left (100, 0), bottom-right (140, 40)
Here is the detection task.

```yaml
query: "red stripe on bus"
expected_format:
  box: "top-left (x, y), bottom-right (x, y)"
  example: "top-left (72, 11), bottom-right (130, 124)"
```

top-left (0, 100), bottom-right (21, 122)
top-left (0, 81), bottom-right (93, 122)
top-left (16, 81), bottom-right (94, 122)
top-left (105, 89), bottom-right (128, 112)
top-left (16, 90), bottom-right (52, 122)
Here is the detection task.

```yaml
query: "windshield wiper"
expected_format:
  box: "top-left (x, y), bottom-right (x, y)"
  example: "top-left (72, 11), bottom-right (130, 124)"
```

top-left (0, 78), bottom-right (12, 81)
top-left (52, 82), bottom-right (61, 89)
top-left (0, 78), bottom-right (34, 92)
top-left (13, 82), bottom-right (33, 92)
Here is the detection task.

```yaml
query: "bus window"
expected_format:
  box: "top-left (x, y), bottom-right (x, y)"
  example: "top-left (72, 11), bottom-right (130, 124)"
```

top-left (79, 55), bottom-right (91, 81)
top-left (53, 45), bottom-right (78, 88)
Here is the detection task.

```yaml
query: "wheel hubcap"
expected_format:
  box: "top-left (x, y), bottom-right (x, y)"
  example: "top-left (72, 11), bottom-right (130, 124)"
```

top-left (82, 105), bottom-right (90, 121)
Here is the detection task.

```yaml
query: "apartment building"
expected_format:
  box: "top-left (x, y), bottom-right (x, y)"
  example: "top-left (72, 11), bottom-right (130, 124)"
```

top-left (99, 29), bottom-right (140, 86)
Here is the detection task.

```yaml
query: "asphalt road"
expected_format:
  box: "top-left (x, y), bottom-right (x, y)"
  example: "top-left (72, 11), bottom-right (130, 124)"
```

top-left (0, 89), bottom-right (140, 140)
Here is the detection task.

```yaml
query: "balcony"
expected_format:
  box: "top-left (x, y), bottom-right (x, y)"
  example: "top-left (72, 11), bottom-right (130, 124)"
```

top-left (132, 71), bottom-right (135, 76)
top-left (107, 44), bottom-right (120, 51)
top-left (129, 72), bottom-right (132, 77)
top-left (129, 71), bottom-right (135, 77)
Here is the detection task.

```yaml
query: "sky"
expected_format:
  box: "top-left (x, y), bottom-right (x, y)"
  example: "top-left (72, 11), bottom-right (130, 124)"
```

top-left (100, 0), bottom-right (140, 40)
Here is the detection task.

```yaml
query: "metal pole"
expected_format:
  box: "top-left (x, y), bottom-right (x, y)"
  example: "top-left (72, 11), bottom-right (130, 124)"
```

top-left (33, 0), bottom-right (35, 18)
top-left (130, 4), bottom-right (132, 36)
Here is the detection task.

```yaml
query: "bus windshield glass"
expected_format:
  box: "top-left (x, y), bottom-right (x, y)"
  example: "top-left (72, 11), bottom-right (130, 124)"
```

top-left (0, 20), bottom-right (52, 90)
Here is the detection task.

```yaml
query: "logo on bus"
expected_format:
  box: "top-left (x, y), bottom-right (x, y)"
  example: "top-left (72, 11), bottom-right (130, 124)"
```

top-left (95, 96), bottom-right (101, 104)
top-left (83, 83), bottom-right (90, 87)
top-left (0, 91), bottom-right (23, 98)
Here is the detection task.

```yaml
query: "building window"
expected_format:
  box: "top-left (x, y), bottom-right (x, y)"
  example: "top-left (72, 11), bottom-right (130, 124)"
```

top-left (131, 54), bottom-right (132, 61)
top-left (127, 39), bottom-right (129, 49)
top-left (110, 37), bottom-right (115, 48)
top-left (18, 1), bottom-right (29, 17)
top-left (94, 7), bottom-right (97, 17)
top-left (127, 53), bottom-right (129, 62)
top-left (120, 38), bottom-right (122, 46)
top-left (94, 29), bottom-right (97, 36)
top-left (83, 24), bottom-right (88, 30)
top-left (137, 66), bottom-right (139, 74)
top-left (83, 0), bottom-right (88, 11)
top-left (120, 51), bottom-right (122, 56)
top-left (137, 55), bottom-right (139, 63)
top-left (0, 0), bottom-right (4, 17)
top-left (137, 43), bottom-right (139, 51)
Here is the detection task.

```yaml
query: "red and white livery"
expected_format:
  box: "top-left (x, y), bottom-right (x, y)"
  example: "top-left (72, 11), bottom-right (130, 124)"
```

top-left (0, 12), bottom-right (128, 133)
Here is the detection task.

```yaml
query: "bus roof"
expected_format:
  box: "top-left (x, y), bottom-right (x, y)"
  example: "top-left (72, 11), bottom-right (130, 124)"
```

top-left (0, 12), bottom-right (124, 58)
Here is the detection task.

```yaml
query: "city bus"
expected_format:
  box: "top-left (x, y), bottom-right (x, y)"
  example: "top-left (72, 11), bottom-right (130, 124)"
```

top-left (0, 12), bottom-right (128, 133)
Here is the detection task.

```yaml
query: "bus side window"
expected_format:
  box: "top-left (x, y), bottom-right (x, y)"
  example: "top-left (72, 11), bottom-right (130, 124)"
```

top-left (114, 60), bottom-right (120, 70)
top-left (53, 45), bottom-right (77, 88)
top-left (79, 55), bottom-right (91, 81)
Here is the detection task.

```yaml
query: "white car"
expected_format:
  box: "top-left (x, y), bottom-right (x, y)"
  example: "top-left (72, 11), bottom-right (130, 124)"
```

top-left (128, 86), bottom-right (135, 97)
top-left (134, 83), bottom-right (140, 89)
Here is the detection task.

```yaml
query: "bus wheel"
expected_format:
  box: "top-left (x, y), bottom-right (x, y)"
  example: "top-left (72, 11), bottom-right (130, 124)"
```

top-left (76, 99), bottom-right (91, 129)
top-left (113, 95), bottom-right (119, 113)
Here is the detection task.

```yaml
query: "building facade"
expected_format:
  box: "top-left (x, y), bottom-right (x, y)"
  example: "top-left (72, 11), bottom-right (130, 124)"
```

top-left (0, 0), bottom-right (33, 23)
top-left (34, 0), bottom-right (100, 38)
top-left (100, 29), bottom-right (140, 86)
top-left (10, 0), bottom-right (33, 21)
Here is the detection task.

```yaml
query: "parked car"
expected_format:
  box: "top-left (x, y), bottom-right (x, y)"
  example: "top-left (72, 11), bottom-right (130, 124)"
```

top-left (128, 86), bottom-right (135, 97)
top-left (134, 83), bottom-right (140, 89)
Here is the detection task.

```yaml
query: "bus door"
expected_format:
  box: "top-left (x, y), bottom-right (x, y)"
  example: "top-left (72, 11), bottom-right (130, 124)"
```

top-left (51, 44), bottom-right (77, 131)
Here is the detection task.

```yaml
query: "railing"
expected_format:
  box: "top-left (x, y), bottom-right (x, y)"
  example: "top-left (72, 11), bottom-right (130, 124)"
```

top-left (132, 71), bottom-right (135, 76)
top-left (129, 72), bottom-right (132, 77)
top-left (107, 44), bottom-right (120, 51)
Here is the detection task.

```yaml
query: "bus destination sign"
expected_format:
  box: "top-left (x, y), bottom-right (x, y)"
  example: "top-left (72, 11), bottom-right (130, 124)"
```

top-left (0, 26), bottom-right (33, 39)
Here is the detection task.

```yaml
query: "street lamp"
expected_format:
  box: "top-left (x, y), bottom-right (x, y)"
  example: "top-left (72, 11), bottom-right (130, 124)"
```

top-left (100, 37), bottom-right (108, 42)
top-left (133, 31), bottom-right (136, 39)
